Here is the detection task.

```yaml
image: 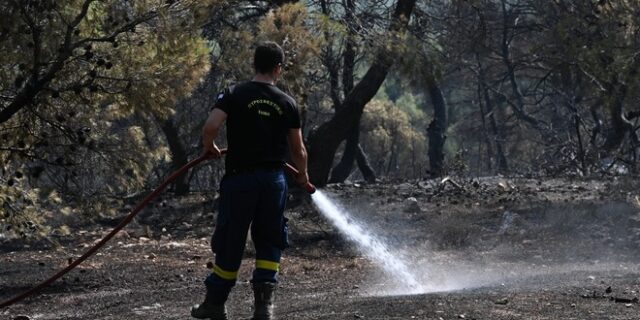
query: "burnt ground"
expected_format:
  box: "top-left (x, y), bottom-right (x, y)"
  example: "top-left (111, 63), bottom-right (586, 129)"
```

top-left (2, 176), bottom-right (640, 319)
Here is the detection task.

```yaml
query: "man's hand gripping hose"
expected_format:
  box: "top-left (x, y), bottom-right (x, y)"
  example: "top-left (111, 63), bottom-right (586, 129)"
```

top-left (0, 150), bottom-right (314, 309)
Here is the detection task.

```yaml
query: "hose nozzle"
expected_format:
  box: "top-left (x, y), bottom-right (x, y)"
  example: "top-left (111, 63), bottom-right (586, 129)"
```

top-left (304, 182), bottom-right (317, 194)
top-left (285, 163), bottom-right (316, 194)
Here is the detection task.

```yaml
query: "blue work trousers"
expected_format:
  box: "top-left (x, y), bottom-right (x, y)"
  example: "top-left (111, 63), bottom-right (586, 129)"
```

top-left (204, 169), bottom-right (288, 301)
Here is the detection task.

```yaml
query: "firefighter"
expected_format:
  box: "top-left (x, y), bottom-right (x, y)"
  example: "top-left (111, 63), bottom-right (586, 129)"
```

top-left (191, 41), bottom-right (309, 320)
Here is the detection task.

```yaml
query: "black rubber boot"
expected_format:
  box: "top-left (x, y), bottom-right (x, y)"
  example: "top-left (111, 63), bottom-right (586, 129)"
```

top-left (191, 289), bottom-right (229, 320)
top-left (252, 282), bottom-right (276, 320)
top-left (190, 303), bottom-right (227, 320)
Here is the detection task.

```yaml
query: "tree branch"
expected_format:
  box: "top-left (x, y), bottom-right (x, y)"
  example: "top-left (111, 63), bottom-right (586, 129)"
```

top-left (77, 11), bottom-right (160, 45)
top-left (0, 0), bottom-right (163, 125)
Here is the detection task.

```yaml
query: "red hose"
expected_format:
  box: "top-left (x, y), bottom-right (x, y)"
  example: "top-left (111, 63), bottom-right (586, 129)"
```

top-left (0, 154), bottom-right (210, 309)
top-left (0, 151), bottom-right (314, 309)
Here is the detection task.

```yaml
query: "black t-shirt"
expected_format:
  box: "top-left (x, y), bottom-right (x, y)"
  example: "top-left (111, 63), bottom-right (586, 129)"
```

top-left (213, 81), bottom-right (301, 172)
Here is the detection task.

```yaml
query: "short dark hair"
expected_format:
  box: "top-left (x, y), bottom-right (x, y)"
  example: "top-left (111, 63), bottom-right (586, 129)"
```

top-left (253, 41), bottom-right (285, 74)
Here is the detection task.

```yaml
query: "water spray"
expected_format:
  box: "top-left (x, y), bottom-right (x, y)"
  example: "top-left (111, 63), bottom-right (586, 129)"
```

top-left (310, 190), bottom-right (426, 295)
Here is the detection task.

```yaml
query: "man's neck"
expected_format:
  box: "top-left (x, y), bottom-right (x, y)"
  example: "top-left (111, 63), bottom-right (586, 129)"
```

top-left (252, 73), bottom-right (276, 85)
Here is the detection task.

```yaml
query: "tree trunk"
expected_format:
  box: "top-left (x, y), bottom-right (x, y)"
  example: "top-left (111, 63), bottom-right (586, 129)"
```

top-left (355, 144), bottom-right (376, 182)
top-left (329, 129), bottom-right (377, 183)
top-left (386, 141), bottom-right (398, 175)
top-left (590, 102), bottom-right (603, 146)
top-left (574, 112), bottom-right (587, 174)
top-left (499, 0), bottom-right (541, 128)
top-left (355, 144), bottom-right (377, 181)
top-left (327, 0), bottom-right (377, 184)
top-left (603, 73), bottom-right (637, 151)
top-left (307, 0), bottom-right (416, 186)
top-left (160, 118), bottom-right (190, 195)
top-left (477, 79), bottom-right (494, 173)
top-left (603, 96), bottom-right (634, 152)
top-left (342, 0), bottom-right (356, 97)
top-left (561, 67), bottom-right (587, 174)
top-left (426, 77), bottom-right (447, 177)
top-left (476, 53), bottom-right (508, 173)
top-left (328, 0), bottom-right (357, 184)
top-left (329, 127), bottom-right (358, 183)
top-left (489, 99), bottom-right (509, 173)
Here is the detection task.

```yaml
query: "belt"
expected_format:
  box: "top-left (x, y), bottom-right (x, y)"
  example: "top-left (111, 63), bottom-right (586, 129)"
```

top-left (226, 163), bottom-right (283, 176)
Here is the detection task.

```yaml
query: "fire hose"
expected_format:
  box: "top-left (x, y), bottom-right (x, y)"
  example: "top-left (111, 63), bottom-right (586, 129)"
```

top-left (0, 150), bottom-right (315, 308)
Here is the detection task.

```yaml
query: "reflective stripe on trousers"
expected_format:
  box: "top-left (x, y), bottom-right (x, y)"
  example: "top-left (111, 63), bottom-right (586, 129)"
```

top-left (205, 169), bottom-right (288, 292)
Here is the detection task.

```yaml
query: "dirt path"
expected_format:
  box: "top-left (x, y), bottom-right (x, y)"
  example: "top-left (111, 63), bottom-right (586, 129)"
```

top-left (2, 177), bottom-right (640, 319)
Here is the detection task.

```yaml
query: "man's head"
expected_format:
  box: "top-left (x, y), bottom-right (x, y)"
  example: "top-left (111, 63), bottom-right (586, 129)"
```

top-left (254, 41), bottom-right (285, 76)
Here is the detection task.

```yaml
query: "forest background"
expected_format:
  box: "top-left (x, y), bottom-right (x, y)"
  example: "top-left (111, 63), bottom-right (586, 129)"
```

top-left (1, 0), bottom-right (639, 238)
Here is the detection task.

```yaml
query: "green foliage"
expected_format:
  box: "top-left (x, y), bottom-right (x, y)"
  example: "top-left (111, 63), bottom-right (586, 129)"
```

top-left (0, 0), bottom-right (216, 239)
top-left (361, 99), bottom-right (426, 177)
top-left (539, 1), bottom-right (639, 86)
top-left (0, 176), bottom-right (45, 238)
top-left (395, 92), bottom-right (426, 122)
top-left (212, 3), bottom-right (323, 107)
top-left (257, 4), bottom-right (324, 107)
top-left (4, 0), bottom-right (640, 241)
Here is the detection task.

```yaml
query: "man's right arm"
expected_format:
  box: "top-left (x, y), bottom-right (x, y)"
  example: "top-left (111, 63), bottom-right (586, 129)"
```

top-left (202, 108), bottom-right (227, 158)
top-left (287, 128), bottom-right (309, 185)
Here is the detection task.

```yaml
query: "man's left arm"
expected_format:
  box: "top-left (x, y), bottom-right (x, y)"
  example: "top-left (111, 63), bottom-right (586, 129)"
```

top-left (202, 108), bottom-right (227, 158)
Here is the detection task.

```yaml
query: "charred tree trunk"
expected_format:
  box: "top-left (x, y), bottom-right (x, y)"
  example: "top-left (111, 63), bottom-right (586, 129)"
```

top-left (319, 1), bottom-right (341, 108)
top-left (160, 118), bottom-right (190, 195)
top-left (330, 129), bottom-right (379, 183)
top-left (426, 78), bottom-right (447, 177)
top-left (342, 0), bottom-right (356, 96)
top-left (499, 0), bottom-right (541, 128)
top-left (627, 111), bottom-right (640, 121)
top-left (559, 66), bottom-right (587, 174)
top-left (590, 101), bottom-right (603, 146)
top-left (329, 0), bottom-right (357, 184)
top-left (476, 54), bottom-right (508, 173)
top-left (329, 127), bottom-right (358, 183)
top-left (355, 145), bottom-right (377, 181)
top-left (488, 99), bottom-right (509, 173)
top-left (477, 78), bottom-right (493, 173)
top-left (386, 137), bottom-right (399, 175)
top-left (355, 144), bottom-right (376, 182)
top-left (328, 0), bottom-right (377, 184)
top-left (574, 110), bottom-right (587, 174)
top-left (603, 78), bottom-right (636, 152)
top-left (307, 0), bottom-right (416, 186)
top-left (601, 51), bottom-right (640, 156)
